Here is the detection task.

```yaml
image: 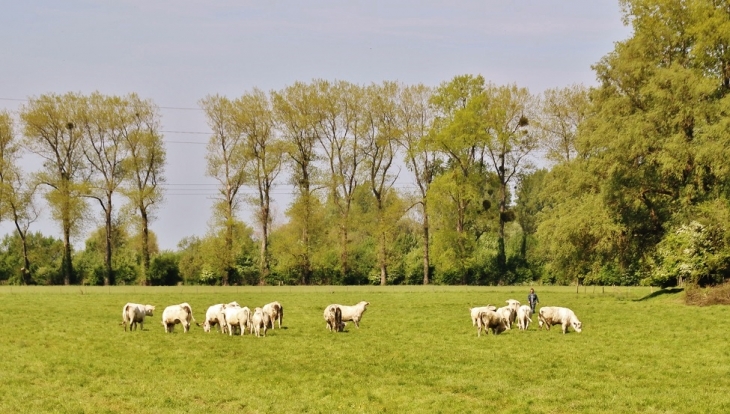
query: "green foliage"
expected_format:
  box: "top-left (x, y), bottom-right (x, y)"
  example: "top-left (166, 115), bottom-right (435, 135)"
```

top-left (649, 221), bottom-right (730, 287)
top-left (147, 251), bottom-right (180, 286)
top-left (0, 232), bottom-right (63, 285)
top-left (75, 224), bottom-right (142, 285)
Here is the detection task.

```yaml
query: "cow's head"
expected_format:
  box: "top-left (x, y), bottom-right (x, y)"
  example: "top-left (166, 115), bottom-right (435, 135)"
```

top-left (572, 319), bottom-right (582, 333)
top-left (145, 305), bottom-right (155, 316)
top-left (203, 321), bottom-right (211, 332)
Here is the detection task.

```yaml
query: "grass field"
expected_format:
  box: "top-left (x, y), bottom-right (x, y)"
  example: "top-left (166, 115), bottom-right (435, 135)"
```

top-left (0, 285), bottom-right (729, 413)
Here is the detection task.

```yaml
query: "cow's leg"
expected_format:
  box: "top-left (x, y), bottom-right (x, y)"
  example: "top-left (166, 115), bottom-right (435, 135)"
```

top-left (354, 319), bottom-right (359, 328)
top-left (140, 321), bottom-right (144, 331)
top-left (562, 323), bottom-right (568, 334)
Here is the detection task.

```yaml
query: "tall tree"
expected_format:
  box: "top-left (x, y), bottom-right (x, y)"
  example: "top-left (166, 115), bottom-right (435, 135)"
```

top-left (200, 95), bottom-right (248, 286)
top-left (313, 80), bottom-right (366, 282)
top-left (20, 93), bottom-right (89, 285)
top-left (364, 81), bottom-right (402, 285)
top-left (0, 110), bottom-right (15, 223)
top-left (272, 82), bottom-right (322, 284)
top-left (430, 75), bottom-right (491, 284)
top-left (398, 84), bottom-right (437, 284)
top-left (0, 111), bottom-right (41, 285)
top-left (232, 88), bottom-right (283, 284)
top-left (79, 93), bottom-right (132, 286)
top-left (474, 84), bottom-right (539, 272)
top-left (539, 84), bottom-right (590, 163)
top-left (120, 95), bottom-right (165, 285)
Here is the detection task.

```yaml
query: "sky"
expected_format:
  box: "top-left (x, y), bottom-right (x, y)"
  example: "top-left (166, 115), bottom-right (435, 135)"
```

top-left (0, 0), bottom-right (632, 251)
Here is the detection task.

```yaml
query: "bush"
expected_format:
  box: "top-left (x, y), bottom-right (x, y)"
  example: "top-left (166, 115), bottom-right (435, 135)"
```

top-left (148, 252), bottom-right (181, 286)
top-left (685, 281), bottom-right (730, 306)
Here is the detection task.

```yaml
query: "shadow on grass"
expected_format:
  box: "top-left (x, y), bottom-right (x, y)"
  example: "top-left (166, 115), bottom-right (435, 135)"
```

top-left (633, 287), bottom-right (684, 302)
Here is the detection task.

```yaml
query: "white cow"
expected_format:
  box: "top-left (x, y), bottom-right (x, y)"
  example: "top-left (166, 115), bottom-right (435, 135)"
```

top-left (250, 307), bottom-right (266, 337)
top-left (162, 302), bottom-right (196, 333)
top-left (336, 301), bottom-right (370, 328)
top-left (470, 305), bottom-right (497, 333)
top-left (477, 309), bottom-right (508, 336)
top-left (538, 306), bottom-right (583, 334)
top-left (323, 304), bottom-right (344, 332)
top-left (203, 302), bottom-right (240, 333)
top-left (516, 305), bottom-right (533, 331)
top-left (262, 301), bottom-right (283, 329)
top-left (225, 306), bottom-right (251, 336)
top-left (122, 303), bottom-right (155, 331)
top-left (496, 306), bottom-right (516, 330)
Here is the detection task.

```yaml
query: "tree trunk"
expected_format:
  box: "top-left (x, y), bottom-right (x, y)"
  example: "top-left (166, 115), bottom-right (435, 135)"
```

top-left (140, 208), bottom-right (150, 286)
top-left (301, 177), bottom-right (312, 285)
top-left (341, 221), bottom-right (349, 282)
top-left (259, 193), bottom-right (270, 285)
top-left (104, 195), bottom-right (113, 286)
top-left (62, 226), bottom-right (73, 285)
top-left (61, 181), bottom-right (73, 285)
top-left (422, 203), bottom-right (430, 285)
top-left (379, 230), bottom-right (388, 286)
top-left (497, 177), bottom-right (507, 274)
top-left (18, 230), bottom-right (31, 285)
top-left (224, 202), bottom-right (233, 286)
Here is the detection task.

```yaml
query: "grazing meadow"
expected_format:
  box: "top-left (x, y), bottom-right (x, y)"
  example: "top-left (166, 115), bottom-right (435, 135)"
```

top-left (0, 285), bottom-right (729, 413)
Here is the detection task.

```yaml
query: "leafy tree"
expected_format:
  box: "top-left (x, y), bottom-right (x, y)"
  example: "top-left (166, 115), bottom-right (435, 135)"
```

top-left (79, 93), bottom-right (136, 286)
top-left (538, 84), bottom-right (590, 163)
top-left (120, 96), bottom-right (165, 285)
top-left (398, 83), bottom-right (438, 284)
top-left (313, 80), bottom-right (366, 282)
top-left (0, 232), bottom-right (63, 285)
top-left (75, 223), bottom-right (140, 285)
top-left (20, 93), bottom-right (89, 285)
top-left (0, 110), bottom-right (41, 284)
top-left (232, 89), bottom-right (283, 284)
top-left (147, 251), bottom-right (181, 286)
top-left (364, 81), bottom-right (402, 285)
top-left (272, 82), bottom-right (323, 284)
top-left (177, 236), bottom-right (204, 285)
top-left (200, 95), bottom-right (248, 286)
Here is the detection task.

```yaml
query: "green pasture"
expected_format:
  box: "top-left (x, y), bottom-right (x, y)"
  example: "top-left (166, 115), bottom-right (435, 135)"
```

top-left (0, 286), bottom-right (728, 413)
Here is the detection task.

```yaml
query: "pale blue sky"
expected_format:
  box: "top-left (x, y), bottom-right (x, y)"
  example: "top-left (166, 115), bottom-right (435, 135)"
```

top-left (0, 1), bottom-right (631, 250)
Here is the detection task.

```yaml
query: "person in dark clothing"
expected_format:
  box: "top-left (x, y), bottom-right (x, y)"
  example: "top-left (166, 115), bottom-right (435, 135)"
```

top-left (528, 288), bottom-right (539, 313)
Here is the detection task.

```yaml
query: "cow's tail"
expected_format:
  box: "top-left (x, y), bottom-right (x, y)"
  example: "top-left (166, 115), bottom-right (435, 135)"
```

top-left (122, 304), bottom-right (131, 331)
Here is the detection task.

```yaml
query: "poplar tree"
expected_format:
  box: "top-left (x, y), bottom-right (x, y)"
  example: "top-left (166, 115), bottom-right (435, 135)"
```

top-left (364, 81), bottom-right (401, 285)
top-left (232, 88), bottom-right (282, 284)
top-left (272, 82), bottom-right (322, 284)
top-left (21, 94), bottom-right (88, 285)
top-left (120, 96), bottom-right (165, 284)
top-left (79, 93), bottom-right (132, 286)
top-left (398, 84), bottom-right (437, 284)
top-left (201, 95), bottom-right (248, 286)
top-left (0, 111), bottom-right (40, 285)
top-left (313, 80), bottom-right (366, 282)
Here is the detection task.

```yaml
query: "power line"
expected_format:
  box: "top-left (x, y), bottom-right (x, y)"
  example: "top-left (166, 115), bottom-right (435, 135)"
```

top-left (0, 96), bottom-right (203, 111)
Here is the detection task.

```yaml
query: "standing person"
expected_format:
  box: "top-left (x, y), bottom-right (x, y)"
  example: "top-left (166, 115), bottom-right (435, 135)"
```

top-left (528, 288), bottom-right (539, 314)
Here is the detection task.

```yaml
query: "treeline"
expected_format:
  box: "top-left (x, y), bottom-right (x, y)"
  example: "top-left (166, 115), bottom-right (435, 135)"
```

top-left (2, 0), bottom-right (730, 288)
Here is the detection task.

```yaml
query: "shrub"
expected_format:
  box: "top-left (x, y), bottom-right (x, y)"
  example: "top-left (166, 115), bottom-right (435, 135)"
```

top-left (685, 281), bottom-right (730, 306)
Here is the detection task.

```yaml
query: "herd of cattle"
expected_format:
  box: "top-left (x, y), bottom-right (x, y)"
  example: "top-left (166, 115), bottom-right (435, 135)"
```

top-left (121, 298), bottom-right (582, 336)
top-left (470, 299), bottom-right (583, 336)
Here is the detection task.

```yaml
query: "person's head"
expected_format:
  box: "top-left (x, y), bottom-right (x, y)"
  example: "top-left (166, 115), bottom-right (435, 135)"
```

top-left (530, 288), bottom-right (534, 293)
